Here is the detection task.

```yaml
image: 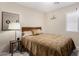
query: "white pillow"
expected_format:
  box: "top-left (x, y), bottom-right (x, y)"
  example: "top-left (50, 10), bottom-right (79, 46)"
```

top-left (23, 31), bottom-right (33, 36)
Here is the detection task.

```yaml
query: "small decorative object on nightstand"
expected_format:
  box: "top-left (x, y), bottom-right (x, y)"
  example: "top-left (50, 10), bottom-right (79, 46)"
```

top-left (9, 38), bottom-right (22, 56)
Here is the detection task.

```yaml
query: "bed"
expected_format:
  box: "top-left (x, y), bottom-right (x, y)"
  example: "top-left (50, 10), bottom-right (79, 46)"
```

top-left (21, 27), bottom-right (76, 56)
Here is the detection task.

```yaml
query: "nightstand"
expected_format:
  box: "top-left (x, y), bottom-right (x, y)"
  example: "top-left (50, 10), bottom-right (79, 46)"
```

top-left (9, 38), bottom-right (22, 56)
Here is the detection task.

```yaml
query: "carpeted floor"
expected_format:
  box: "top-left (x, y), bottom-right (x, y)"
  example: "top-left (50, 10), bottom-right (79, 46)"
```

top-left (71, 49), bottom-right (79, 56)
top-left (0, 49), bottom-right (79, 56)
top-left (0, 51), bottom-right (29, 56)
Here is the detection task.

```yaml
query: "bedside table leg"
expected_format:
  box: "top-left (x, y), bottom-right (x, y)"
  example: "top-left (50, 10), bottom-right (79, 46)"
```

top-left (9, 43), bottom-right (11, 53)
top-left (11, 43), bottom-right (13, 56)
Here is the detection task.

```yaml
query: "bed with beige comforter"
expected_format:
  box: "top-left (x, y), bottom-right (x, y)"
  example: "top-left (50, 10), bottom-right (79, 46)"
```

top-left (22, 33), bottom-right (75, 56)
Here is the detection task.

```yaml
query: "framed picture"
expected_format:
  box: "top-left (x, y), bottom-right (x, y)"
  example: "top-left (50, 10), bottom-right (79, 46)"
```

top-left (2, 12), bottom-right (19, 31)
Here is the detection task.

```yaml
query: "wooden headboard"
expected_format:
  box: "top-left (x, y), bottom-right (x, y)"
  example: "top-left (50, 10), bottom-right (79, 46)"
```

top-left (22, 27), bottom-right (41, 32)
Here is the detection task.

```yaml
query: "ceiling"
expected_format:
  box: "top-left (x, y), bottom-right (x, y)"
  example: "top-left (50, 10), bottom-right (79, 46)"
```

top-left (17, 2), bottom-right (76, 13)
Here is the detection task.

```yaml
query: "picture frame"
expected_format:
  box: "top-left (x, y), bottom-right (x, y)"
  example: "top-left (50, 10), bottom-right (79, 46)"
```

top-left (2, 11), bottom-right (19, 31)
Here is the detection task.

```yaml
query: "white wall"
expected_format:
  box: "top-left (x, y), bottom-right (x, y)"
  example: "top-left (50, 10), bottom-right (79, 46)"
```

top-left (0, 2), bottom-right (45, 53)
top-left (0, 2), bottom-right (45, 27)
top-left (0, 31), bottom-right (15, 53)
top-left (44, 3), bottom-right (79, 48)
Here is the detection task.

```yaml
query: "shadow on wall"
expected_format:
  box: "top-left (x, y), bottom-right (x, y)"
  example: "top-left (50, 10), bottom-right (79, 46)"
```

top-left (0, 31), bottom-right (15, 53)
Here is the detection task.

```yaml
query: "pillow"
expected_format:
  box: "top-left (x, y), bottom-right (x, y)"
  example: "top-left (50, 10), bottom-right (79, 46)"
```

top-left (22, 31), bottom-right (33, 36)
top-left (32, 29), bottom-right (43, 35)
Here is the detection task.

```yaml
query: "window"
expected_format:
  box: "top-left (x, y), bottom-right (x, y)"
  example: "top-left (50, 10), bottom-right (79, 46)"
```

top-left (66, 11), bottom-right (79, 32)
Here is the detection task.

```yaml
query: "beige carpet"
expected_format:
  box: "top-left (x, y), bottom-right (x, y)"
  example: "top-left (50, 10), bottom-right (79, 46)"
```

top-left (0, 51), bottom-right (29, 56)
top-left (0, 49), bottom-right (79, 56)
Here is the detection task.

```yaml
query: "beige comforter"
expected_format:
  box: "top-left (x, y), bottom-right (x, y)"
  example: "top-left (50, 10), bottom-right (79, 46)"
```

top-left (22, 33), bottom-right (75, 56)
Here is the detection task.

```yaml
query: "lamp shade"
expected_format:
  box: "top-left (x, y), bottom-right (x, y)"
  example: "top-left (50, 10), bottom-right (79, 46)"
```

top-left (8, 23), bottom-right (20, 30)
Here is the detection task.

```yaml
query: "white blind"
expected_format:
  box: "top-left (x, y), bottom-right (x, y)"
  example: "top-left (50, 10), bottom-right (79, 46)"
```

top-left (66, 11), bottom-right (79, 32)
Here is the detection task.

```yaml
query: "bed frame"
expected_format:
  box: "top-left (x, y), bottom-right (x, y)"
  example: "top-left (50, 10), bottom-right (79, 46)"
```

top-left (22, 27), bottom-right (41, 32)
top-left (21, 27), bottom-right (75, 56)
